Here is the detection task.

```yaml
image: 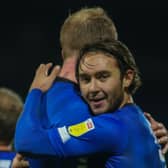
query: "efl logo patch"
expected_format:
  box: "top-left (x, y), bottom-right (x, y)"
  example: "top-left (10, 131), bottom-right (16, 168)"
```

top-left (68, 118), bottom-right (95, 137)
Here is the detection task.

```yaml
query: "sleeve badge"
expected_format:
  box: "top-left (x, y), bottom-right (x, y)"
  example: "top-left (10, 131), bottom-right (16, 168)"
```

top-left (68, 118), bottom-right (95, 137)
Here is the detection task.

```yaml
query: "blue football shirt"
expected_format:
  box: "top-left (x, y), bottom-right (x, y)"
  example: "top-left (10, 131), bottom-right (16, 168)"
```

top-left (15, 80), bottom-right (166, 167)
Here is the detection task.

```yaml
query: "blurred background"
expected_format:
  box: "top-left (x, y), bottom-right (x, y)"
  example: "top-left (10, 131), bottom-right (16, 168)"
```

top-left (0, 0), bottom-right (167, 159)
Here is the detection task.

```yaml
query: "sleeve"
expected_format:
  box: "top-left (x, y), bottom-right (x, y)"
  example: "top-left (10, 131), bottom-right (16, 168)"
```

top-left (15, 90), bottom-right (126, 158)
top-left (14, 89), bottom-right (56, 155)
top-left (47, 117), bottom-right (127, 157)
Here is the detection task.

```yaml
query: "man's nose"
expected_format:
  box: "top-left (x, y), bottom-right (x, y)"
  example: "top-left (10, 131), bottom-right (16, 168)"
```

top-left (89, 79), bottom-right (100, 92)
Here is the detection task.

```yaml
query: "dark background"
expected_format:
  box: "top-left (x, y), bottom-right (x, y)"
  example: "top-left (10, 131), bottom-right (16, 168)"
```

top-left (0, 0), bottom-right (168, 158)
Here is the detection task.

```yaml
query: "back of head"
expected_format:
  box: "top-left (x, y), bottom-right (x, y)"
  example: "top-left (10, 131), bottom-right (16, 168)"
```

top-left (60, 7), bottom-right (118, 59)
top-left (0, 88), bottom-right (23, 146)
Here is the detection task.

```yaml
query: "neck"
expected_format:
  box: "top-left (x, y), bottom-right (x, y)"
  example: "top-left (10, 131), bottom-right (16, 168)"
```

top-left (59, 56), bottom-right (77, 83)
top-left (120, 92), bottom-right (134, 108)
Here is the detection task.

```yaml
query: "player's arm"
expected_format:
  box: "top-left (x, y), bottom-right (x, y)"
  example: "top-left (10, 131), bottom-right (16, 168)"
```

top-left (13, 63), bottom-right (62, 168)
top-left (15, 103), bottom-right (122, 157)
top-left (14, 87), bottom-right (59, 155)
top-left (144, 112), bottom-right (168, 154)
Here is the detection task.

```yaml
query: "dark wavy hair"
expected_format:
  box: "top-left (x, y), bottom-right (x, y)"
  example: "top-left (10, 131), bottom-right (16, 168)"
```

top-left (76, 39), bottom-right (142, 94)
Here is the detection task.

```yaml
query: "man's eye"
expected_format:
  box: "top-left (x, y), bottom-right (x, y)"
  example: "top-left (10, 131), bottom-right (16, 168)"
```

top-left (101, 74), bottom-right (109, 79)
top-left (79, 76), bottom-right (90, 83)
top-left (98, 73), bottom-right (110, 80)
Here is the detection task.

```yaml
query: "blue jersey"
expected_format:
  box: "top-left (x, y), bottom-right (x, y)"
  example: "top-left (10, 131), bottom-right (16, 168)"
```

top-left (15, 80), bottom-right (166, 168)
top-left (18, 78), bottom-right (91, 168)
top-left (44, 79), bottom-right (91, 127)
top-left (0, 151), bottom-right (15, 168)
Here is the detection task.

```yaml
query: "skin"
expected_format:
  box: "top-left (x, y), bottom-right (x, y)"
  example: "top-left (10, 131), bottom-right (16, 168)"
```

top-left (12, 154), bottom-right (29, 168)
top-left (78, 52), bottom-right (132, 115)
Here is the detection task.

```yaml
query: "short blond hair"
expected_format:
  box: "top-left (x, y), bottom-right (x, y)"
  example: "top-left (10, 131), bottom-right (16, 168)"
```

top-left (60, 7), bottom-right (118, 59)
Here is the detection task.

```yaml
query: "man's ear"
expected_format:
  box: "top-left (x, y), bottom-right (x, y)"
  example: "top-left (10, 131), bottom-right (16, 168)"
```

top-left (123, 69), bottom-right (134, 88)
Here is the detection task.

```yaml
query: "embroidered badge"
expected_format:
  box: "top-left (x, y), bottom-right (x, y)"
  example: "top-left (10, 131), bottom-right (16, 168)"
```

top-left (68, 118), bottom-right (95, 137)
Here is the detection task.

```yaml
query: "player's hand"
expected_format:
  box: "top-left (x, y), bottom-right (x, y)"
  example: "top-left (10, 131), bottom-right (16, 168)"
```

top-left (144, 112), bottom-right (168, 154)
top-left (12, 153), bottom-right (29, 168)
top-left (29, 63), bottom-right (60, 92)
